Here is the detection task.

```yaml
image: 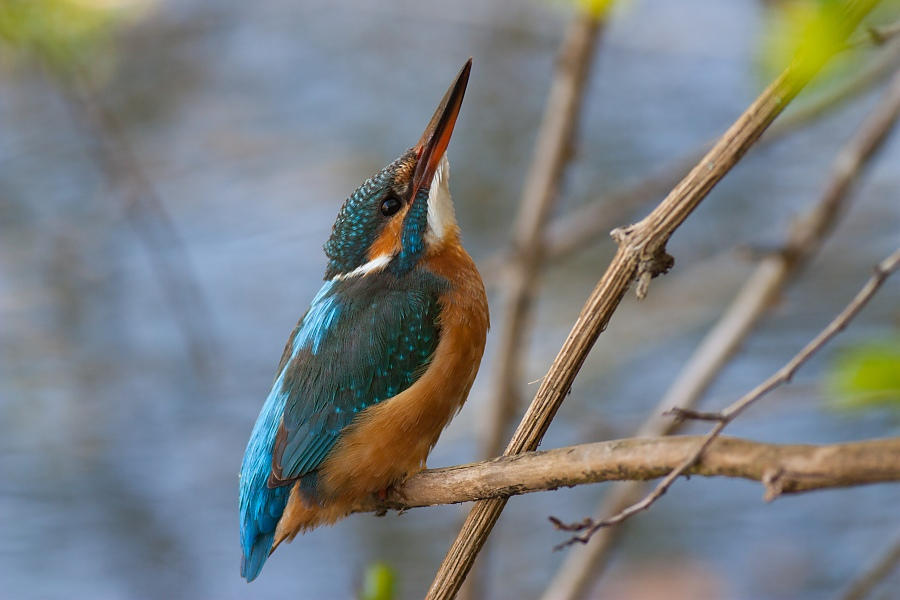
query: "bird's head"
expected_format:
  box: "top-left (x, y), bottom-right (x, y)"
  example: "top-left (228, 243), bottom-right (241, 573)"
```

top-left (324, 59), bottom-right (471, 280)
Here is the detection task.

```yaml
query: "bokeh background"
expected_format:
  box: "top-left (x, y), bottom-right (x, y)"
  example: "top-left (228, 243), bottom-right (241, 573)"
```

top-left (2, 1), bottom-right (899, 598)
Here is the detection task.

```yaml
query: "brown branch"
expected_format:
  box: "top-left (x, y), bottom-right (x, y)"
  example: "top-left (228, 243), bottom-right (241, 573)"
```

top-left (555, 247), bottom-right (900, 547)
top-left (425, 3), bottom-right (882, 598)
top-left (527, 36), bottom-right (900, 268)
top-left (543, 64), bottom-right (900, 600)
top-left (840, 532), bottom-right (900, 600)
top-left (467, 12), bottom-right (607, 599)
top-left (351, 436), bottom-right (900, 512)
top-left (482, 5), bottom-right (604, 478)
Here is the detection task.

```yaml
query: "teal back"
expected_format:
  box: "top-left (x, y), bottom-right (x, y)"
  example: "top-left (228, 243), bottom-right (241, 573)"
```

top-left (272, 268), bottom-right (446, 486)
top-left (239, 266), bottom-right (447, 581)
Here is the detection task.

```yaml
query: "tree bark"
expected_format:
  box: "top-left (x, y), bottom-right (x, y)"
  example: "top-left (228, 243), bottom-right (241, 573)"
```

top-left (355, 436), bottom-right (900, 512)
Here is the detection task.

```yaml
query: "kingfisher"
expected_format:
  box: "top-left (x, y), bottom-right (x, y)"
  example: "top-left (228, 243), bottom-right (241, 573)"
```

top-left (239, 59), bottom-right (489, 581)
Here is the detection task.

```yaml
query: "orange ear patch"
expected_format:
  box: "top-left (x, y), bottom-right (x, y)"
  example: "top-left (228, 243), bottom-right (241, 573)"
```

top-left (367, 203), bottom-right (410, 260)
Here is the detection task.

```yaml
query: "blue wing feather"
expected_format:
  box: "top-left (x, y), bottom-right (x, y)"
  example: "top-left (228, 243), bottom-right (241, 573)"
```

top-left (239, 271), bottom-right (446, 580)
top-left (272, 274), bottom-right (444, 484)
top-left (239, 364), bottom-right (293, 581)
top-left (239, 279), bottom-right (342, 581)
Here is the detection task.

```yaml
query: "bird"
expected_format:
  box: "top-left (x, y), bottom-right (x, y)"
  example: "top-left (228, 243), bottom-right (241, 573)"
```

top-left (239, 59), bottom-right (488, 582)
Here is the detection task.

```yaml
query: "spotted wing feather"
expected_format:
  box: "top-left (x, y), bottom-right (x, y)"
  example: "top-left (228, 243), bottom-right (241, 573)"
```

top-left (271, 272), bottom-right (444, 488)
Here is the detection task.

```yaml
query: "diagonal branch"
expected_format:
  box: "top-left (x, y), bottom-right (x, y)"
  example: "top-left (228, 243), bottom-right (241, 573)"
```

top-left (425, 2), bottom-right (882, 598)
top-left (426, 0), bottom-right (877, 600)
top-left (482, 4), bottom-right (605, 479)
top-left (543, 63), bottom-right (900, 600)
top-left (840, 532), bottom-right (900, 600)
top-left (554, 247), bottom-right (900, 547)
top-left (530, 37), bottom-right (900, 267)
top-left (46, 61), bottom-right (218, 378)
top-left (467, 11), bottom-right (607, 599)
top-left (350, 436), bottom-right (900, 512)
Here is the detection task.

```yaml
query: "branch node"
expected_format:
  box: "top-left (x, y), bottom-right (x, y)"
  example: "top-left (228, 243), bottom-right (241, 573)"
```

top-left (867, 24), bottom-right (886, 45)
top-left (609, 225), bottom-right (633, 245)
top-left (549, 515), bottom-right (593, 532)
top-left (762, 467), bottom-right (786, 502)
top-left (610, 226), bottom-right (675, 299)
top-left (635, 245), bottom-right (675, 299)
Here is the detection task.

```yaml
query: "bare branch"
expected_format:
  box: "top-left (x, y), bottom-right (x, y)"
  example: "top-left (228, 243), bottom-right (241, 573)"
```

top-left (482, 4), bottom-right (604, 481)
top-left (48, 64), bottom-right (218, 377)
top-left (468, 12), bottom-right (607, 599)
top-left (840, 532), bottom-right (900, 600)
top-left (555, 247), bottom-right (900, 547)
top-left (529, 37), bottom-right (900, 268)
top-left (425, 3), bottom-right (882, 598)
top-left (543, 64), bottom-right (900, 600)
top-left (349, 436), bottom-right (900, 512)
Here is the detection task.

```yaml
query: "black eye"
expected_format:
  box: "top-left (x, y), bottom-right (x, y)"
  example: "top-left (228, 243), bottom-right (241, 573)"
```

top-left (380, 195), bottom-right (402, 217)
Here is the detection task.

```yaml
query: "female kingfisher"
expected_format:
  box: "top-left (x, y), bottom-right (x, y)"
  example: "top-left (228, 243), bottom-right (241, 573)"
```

top-left (239, 59), bottom-right (489, 581)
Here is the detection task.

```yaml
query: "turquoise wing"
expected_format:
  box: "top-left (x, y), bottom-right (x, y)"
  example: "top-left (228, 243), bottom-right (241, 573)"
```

top-left (239, 271), bottom-right (445, 581)
top-left (272, 272), bottom-right (444, 484)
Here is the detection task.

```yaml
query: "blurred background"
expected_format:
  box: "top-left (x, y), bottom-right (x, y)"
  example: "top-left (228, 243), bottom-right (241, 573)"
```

top-left (1, 0), bottom-right (900, 598)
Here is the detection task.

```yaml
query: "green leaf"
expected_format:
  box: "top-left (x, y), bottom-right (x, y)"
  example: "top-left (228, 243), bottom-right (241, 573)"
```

top-left (827, 338), bottom-right (900, 411)
top-left (0, 0), bottom-right (143, 72)
top-left (545, 0), bottom-right (623, 19)
top-left (360, 562), bottom-right (397, 600)
top-left (756, 0), bottom-right (900, 93)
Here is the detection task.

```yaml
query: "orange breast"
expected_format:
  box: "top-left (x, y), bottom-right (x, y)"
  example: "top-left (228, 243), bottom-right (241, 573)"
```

top-left (273, 231), bottom-right (489, 546)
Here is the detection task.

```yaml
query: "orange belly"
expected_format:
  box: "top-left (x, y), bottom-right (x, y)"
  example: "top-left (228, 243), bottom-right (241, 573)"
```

top-left (273, 239), bottom-right (488, 549)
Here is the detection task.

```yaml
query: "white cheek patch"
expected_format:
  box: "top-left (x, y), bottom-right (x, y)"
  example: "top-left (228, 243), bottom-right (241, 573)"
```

top-left (331, 253), bottom-right (392, 281)
top-left (425, 154), bottom-right (457, 245)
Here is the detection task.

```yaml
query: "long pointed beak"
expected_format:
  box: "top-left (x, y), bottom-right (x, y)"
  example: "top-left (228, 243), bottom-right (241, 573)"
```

top-left (410, 58), bottom-right (471, 199)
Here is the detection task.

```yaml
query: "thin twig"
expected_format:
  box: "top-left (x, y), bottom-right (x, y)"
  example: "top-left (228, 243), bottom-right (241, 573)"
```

top-left (554, 247), bottom-right (900, 548)
top-left (527, 36), bottom-right (900, 268)
top-left (482, 5), bottom-right (604, 482)
top-left (349, 436), bottom-right (900, 512)
top-left (47, 61), bottom-right (217, 377)
top-left (854, 19), bottom-right (900, 46)
top-left (840, 532), bottom-right (900, 600)
top-left (543, 66), bottom-right (900, 599)
top-left (425, 3), bottom-right (881, 598)
top-left (468, 12), bottom-right (606, 600)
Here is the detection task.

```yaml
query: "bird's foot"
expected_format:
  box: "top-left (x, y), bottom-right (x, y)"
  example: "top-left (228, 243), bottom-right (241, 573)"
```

top-left (376, 481), bottom-right (410, 504)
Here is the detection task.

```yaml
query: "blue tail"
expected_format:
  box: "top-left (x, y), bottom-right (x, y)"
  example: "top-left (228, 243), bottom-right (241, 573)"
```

top-left (240, 483), bottom-right (289, 581)
top-left (240, 366), bottom-right (293, 582)
top-left (239, 281), bottom-right (339, 580)
top-left (241, 532), bottom-right (274, 582)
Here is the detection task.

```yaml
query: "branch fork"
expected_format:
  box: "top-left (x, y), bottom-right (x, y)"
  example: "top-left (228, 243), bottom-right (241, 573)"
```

top-left (427, 4), bottom-right (885, 597)
top-left (610, 226), bottom-right (675, 299)
top-left (552, 247), bottom-right (900, 549)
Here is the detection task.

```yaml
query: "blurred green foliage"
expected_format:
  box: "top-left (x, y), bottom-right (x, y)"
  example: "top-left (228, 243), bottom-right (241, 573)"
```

top-left (757, 0), bottom-right (900, 93)
top-left (759, 1), bottom-right (852, 80)
top-left (359, 561), bottom-right (397, 600)
top-left (827, 338), bottom-right (900, 411)
top-left (548, 0), bottom-right (622, 19)
top-left (574, 0), bottom-right (617, 18)
top-left (0, 0), bottom-right (140, 72)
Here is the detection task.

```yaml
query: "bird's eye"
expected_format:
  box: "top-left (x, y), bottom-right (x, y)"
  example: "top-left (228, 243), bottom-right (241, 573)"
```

top-left (380, 195), bottom-right (402, 217)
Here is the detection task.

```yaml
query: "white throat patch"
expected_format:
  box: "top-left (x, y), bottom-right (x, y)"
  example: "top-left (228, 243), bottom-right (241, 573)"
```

top-left (425, 154), bottom-right (457, 245)
top-left (331, 254), bottom-right (391, 281)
